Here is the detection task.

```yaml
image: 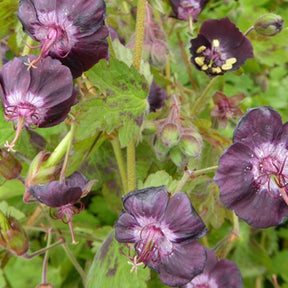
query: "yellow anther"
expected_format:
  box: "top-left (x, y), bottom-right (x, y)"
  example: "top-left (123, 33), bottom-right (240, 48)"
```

top-left (211, 67), bottom-right (222, 74)
top-left (226, 57), bottom-right (237, 65)
top-left (212, 39), bottom-right (220, 48)
top-left (196, 45), bottom-right (206, 54)
top-left (195, 56), bottom-right (205, 66)
top-left (201, 64), bottom-right (208, 71)
top-left (221, 63), bottom-right (233, 70)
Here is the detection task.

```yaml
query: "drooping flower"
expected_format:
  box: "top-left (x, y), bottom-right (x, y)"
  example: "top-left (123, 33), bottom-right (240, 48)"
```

top-left (214, 106), bottom-right (288, 228)
top-left (0, 56), bottom-right (77, 151)
top-left (181, 248), bottom-right (243, 288)
top-left (169, 0), bottom-right (209, 22)
top-left (17, 0), bottom-right (109, 78)
top-left (210, 91), bottom-right (245, 129)
top-left (115, 186), bottom-right (207, 287)
top-left (148, 81), bottom-right (168, 112)
top-left (190, 18), bottom-right (254, 76)
top-left (29, 172), bottom-right (96, 244)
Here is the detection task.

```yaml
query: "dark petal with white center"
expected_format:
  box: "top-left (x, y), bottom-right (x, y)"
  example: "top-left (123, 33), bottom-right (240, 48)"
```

top-left (163, 193), bottom-right (207, 242)
top-left (122, 186), bottom-right (169, 222)
top-left (158, 241), bottom-right (206, 287)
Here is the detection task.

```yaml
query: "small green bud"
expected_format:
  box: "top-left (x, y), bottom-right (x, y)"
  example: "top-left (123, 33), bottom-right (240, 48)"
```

top-left (0, 149), bottom-right (22, 180)
top-left (159, 123), bottom-right (180, 147)
top-left (254, 13), bottom-right (284, 36)
top-left (179, 128), bottom-right (202, 158)
top-left (153, 136), bottom-right (170, 161)
top-left (170, 146), bottom-right (186, 167)
top-left (0, 211), bottom-right (29, 256)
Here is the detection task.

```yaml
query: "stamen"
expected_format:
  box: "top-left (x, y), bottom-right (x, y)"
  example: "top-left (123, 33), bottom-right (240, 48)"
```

top-left (196, 45), bottom-right (206, 54)
top-left (212, 39), bottom-right (220, 48)
top-left (127, 256), bottom-right (144, 274)
top-left (211, 67), bottom-right (222, 74)
top-left (195, 56), bottom-right (205, 66)
top-left (221, 63), bottom-right (233, 71)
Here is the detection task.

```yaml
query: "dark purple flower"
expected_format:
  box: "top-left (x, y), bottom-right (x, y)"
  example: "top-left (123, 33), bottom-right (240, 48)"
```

top-left (29, 172), bottom-right (96, 243)
top-left (115, 186), bottom-right (207, 287)
top-left (190, 18), bottom-right (254, 76)
top-left (148, 81), bottom-right (168, 112)
top-left (0, 56), bottom-right (77, 151)
top-left (214, 106), bottom-right (288, 228)
top-left (210, 91), bottom-right (245, 129)
top-left (169, 0), bottom-right (209, 22)
top-left (181, 248), bottom-right (243, 288)
top-left (17, 0), bottom-right (109, 78)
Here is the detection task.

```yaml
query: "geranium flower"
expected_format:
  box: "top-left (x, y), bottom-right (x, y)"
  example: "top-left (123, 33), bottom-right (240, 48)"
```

top-left (214, 106), bottom-right (288, 228)
top-left (148, 81), bottom-right (168, 112)
top-left (17, 0), bottom-right (109, 78)
top-left (0, 56), bottom-right (77, 151)
top-left (115, 186), bottom-right (207, 287)
top-left (181, 248), bottom-right (243, 288)
top-left (190, 18), bottom-right (254, 76)
top-left (210, 91), bottom-right (245, 129)
top-left (169, 0), bottom-right (209, 22)
top-left (29, 172), bottom-right (96, 244)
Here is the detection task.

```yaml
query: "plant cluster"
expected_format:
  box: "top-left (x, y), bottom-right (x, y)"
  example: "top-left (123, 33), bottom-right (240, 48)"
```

top-left (0, 0), bottom-right (287, 287)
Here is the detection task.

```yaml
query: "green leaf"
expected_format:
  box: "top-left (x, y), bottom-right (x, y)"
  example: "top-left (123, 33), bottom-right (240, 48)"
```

top-left (0, 0), bottom-right (18, 39)
top-left (79, 59), bottom-right (149, 147)
top-left (87, 231), bottom-right (150, 288)
top-left (0, 201), bottom-right (25, 220)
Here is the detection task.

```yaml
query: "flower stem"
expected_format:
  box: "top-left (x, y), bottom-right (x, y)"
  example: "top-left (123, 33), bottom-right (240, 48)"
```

top-left (191, 76), bottom-right (219, 117)
top-left (176, 32), bottom-right (198, 91)
top-left (244, 26), bottom-right (255, 36)
top-left (41, 229), bottom-right (52, 284)
top-left (60, 121), bottom-right (76, 184)
top-left (62, 242), bottom-right (87, 285)
top-left (174, 165), bottom-right (218, 194)
top-left (127, 0), bottom-right (147, 192)
top-left (111, 137), bottom-right (128, 194)
top-left (21, 36), bottom-right (34, 56)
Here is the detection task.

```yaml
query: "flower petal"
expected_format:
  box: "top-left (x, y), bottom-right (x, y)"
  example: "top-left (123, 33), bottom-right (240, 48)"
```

top-left (233, 106), bottom-right (283, 147)
top-left (115, 212), bottom-right (141, 243)
top-left (122, 186), bottom-right (169, 224)
top-left (158, 241), bottom-right (206, 287)
top-left (162, 193), bottom-right (207, 242)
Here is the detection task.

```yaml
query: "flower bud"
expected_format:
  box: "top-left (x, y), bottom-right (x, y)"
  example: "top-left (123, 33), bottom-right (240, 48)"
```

top-left (150, 40), bottom-right (168, 67)
top-left (0, 211), bottom-right (29, 256)
top-left (159, 123), bottom-right (180, 147)
top-left (254, 13), bottom-right (283, 36)
top-left (170, 146), bottom-right (186, 167)
top-left (179, 128), bottom-right (202, 158)
top-left (153, 136), bottom-right (170, 161)
top-left (0, 149), bottom-right (22, 180)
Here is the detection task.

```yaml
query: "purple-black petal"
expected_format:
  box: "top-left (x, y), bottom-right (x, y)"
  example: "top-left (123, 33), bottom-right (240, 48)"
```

top-left (233, 106), bottom-right (283, 147)
top-left (163, 193), bottom-right (207, 242)
top-left (115, 212), bottom-right (141, 243)
top-left (29, 181), bottom-right (83, 208)
top-left (122, 186), bottom-right (169, 223)
top-left (148, 81), bottom-right (168, 112)
top-left (158, 241), bottom-right (206, 287)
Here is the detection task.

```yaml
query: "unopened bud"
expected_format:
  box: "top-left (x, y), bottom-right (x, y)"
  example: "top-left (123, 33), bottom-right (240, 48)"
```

top-left (179, 128), bottom-right (202, 158)
top-left (170, 146), bottom-right (186, 167)
top-left (153, 136), bottom-right (170, 161)
top-left (159, 123), bottom-right (180, 147)
top-left (0, 149), bottom-right (22, 180)
top-left (0, 211), bottom-right (29, 256)
top-left (254, 13), bottom-right (283, 36)
top-left (150, 40), bottom-right (168, 67)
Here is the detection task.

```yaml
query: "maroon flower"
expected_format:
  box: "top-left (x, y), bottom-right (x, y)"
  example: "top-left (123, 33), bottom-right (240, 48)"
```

top-left (190, 18), bottom-right (254, 76)
top-left (148, 81), bottom-right (168, 112)
top-left (29, 172), bottom-right (96, 243)
top-left (115, 186), bottom-right (207, 287)
top-left (169, 0), bottom-right (209, 22)
top-left (181, 248), bottom-right (243, 288)
top-left (0, 56), bottom-right (77, 151)
top-left (210, 91), bottom-right (245, 129)
top-left (214, 106), bottom-right (288, 228)
top-left (17, 0), bottom-right (109, 78)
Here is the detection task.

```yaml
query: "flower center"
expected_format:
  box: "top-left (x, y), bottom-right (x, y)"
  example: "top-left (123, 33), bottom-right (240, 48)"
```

top-left (135, 224), bottom-right (174, 267)
top-left (194, 39), bottom-right (237, 75)
top-left (4, 103), bottom-right (40, 127)
top-left (254, 154), bottom-right (288, 198)
top-left (189, 273), bottom-right (218, 288)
